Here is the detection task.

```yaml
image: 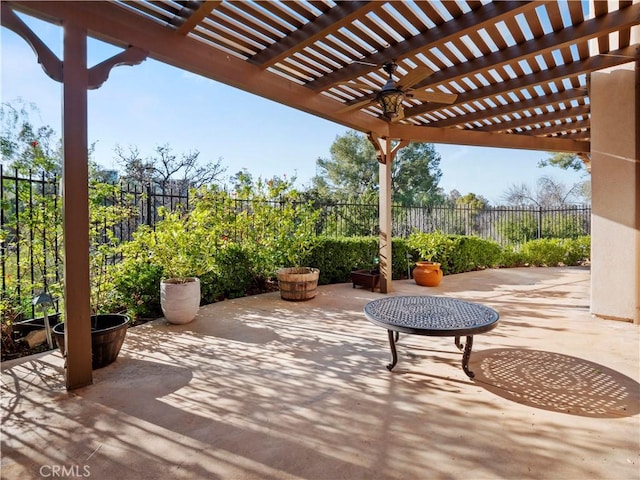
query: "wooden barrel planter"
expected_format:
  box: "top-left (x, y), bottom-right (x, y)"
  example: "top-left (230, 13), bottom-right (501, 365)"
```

top-left (52, 314), bottom-right (129, 370)
top-left (277, 267), bottom-right (320, 301)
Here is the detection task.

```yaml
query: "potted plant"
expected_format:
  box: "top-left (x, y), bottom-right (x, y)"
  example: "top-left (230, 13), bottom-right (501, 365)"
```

top-left (53, 182), bottom-right (134, 368)
top-left (274, 197), bottom-right (321, 301)
top-left (351, 256), bottom-right (380, 291)
top-left (407, 231), bottom-right (447, 287)
top-left (148, 207), bottom-right (207, 324)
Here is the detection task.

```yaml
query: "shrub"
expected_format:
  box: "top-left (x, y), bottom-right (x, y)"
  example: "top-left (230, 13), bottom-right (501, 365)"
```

top-left (520, 236), bottom-right (590, 266)
top-left (564, 236), bottom-right (591, 265)
top-left (407, 231), bottom-right (501, 275)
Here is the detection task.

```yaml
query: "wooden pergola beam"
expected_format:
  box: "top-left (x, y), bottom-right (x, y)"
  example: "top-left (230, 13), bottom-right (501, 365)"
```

top-left (387, 123), bottom-right (590, 153)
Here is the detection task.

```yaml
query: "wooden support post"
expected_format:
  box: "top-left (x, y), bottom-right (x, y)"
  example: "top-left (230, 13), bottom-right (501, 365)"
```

top-left (62, 22), bottom-right (92, 389)
top-left (368, 134), bottom-right (408, 293)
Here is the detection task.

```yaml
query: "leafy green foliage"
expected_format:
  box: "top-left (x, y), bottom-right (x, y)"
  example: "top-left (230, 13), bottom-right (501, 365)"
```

top-left (538, 152), bottom-right (586, 172)
top-left (407, 231), bottom-right (502, 275)
top-left (312, 130), bottom-right (444, 205)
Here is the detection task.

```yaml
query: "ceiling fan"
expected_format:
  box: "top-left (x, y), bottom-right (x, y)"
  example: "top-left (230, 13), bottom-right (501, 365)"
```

top-left (338, 61), bottom-right (458, 122)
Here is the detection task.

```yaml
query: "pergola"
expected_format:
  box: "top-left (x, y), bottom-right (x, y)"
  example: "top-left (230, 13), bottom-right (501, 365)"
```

top-left (2, 1), bottom-right (638, 389)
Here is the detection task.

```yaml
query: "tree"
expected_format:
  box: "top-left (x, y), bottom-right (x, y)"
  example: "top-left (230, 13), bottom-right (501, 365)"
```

top-left (501, 175), bottom-right (583, 208)
top-left (115, 143), bottom-right (226, 193)
top-left (1, 100), bottom-right (61, 177)
top-left (538, 152), bottom-right (586, 172)
top-left (391, 142), bottom-right (443, 205)
top-left (312, 130), bottom-right (443, 204)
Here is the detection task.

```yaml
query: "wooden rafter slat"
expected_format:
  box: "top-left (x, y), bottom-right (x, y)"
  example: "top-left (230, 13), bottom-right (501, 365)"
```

top-left (524, 9), bottom-right (545, 38)
top-left (390, 2), bottom-right (428, 32)
top-left (308, 1), bottom-right (540, 90)
top-left (206, 11), bottom-right (270, 47)
top-left (217, 4), bottom-right (281, 43)
top-left (194, 23), bottom-right (261, 55)
top-left (283, 1), bottom-right (319, 21)
top-left (530, 118), bottom-right (591, 136)
top-left (373, 4), bottom-right (412, 39)
top-left (440, 1), bottom-right (464, 19)
top-left (123, 2), bottom-right (173, 25)
top-left (484, 24), bottom-right (507, 50)
top-left (412, 1), bottom-right (447, 26)
top-left (503, 16), bottom-right (526, 44)
top-left (233, 2), bottom-right (291, 36)
top-left (567, 1), bottom-right (585, 25)
top-left (190, 28), bottom-right (256, 58)
top-left (561, 130), bottom-right (590, 141)
top-left (175, 1), bottom-right (220, 35)
top-left (450, 37), bottom-right (475, 61)
top-left (356, 15), bottom-right (398, 49)
top-left (404, 47), bottom-right (634, 120)
top-left (331, 30), bottom-right (374, 61)
top-left (250, 1), bottom-right (378, 67)
top-left (467, 30), bottom-right (493, 56)
top-left (544, 2), bottom-right (565, 32)
top-left (593, 1), bottom-right (611, 53)
top-left (307, 1), bottom-right (332, 15)
top-left (557, 45), bottom-right (574, 66)
top-left (256, 1), bottom-right (305, 29)
top-left (149, 1), bottom-right (181, 17)
top-left (319, 35), bottom-right (363, 64)
top-left (477, 104), bottom-right (590, 132)
top-left (421, 88), bottom-right (588, 128)
top-left (289, 47), bottom-right (338, 77)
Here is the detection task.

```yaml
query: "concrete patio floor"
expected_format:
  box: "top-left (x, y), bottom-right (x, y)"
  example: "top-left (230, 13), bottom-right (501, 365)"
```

top-left (1, 266), bottom-right (639, 480)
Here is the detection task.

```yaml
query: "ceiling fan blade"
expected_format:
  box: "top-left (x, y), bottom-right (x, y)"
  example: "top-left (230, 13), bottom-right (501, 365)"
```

top-left (397, 66), bottom-right (434, 89)
top-left (409, 90), bottom-right (458, 104)
top-left (337, 96), bottom-right (375, 114)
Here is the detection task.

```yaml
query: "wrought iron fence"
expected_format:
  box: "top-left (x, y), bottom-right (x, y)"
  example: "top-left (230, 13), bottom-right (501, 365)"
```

top-left (1, 167), bottom-right (591, 318)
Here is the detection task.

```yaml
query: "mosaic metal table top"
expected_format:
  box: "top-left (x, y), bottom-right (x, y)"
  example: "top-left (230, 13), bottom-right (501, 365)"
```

top-left (364, 296), bottom-right (499, 332)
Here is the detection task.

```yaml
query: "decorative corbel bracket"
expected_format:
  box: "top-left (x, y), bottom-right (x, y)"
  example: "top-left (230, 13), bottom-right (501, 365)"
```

top-left (578, 153), bottom-right (592, 174)
top-left (368, 132), bottom-right (408, 164)
top-left (88, 46), bottom-right (148, 89)
top-left (1, 2), bottom-right (148, 89)
top-left (1, 3), bottom-right (63, 83)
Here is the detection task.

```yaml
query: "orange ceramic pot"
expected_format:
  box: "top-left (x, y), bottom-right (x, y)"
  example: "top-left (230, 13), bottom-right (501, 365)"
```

top-left (413, 261), bottom-right (443, 287)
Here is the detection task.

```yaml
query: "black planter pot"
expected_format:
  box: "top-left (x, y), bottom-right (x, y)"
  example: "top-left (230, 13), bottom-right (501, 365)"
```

top-left (52, 314), bottom-right (129, 370)
top-left (12, 312), bottom-right (62, 338)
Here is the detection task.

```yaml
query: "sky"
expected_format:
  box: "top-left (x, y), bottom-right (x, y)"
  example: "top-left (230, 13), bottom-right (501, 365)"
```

top-left (1, 10), bottom-right (589, 205)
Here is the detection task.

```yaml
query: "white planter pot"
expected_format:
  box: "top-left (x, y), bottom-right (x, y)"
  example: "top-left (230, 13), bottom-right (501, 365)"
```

top-left (160, 277), bottom-right (201, 324)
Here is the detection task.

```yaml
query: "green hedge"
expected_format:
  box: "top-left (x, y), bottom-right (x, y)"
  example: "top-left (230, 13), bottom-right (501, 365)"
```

top-left (302, 237), bottom-right (413, 284)
top-left (114, 232), bottom-right (591, 319)
top-left (407, 231), bottom-right (502, 275)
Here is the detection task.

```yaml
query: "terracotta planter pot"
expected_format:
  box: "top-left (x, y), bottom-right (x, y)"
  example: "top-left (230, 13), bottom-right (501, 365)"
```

top-left (160, 277), bottom-right (201, 324)
top-left (413, 261), bottom-right (443, 287)
top-left (277, 267), bottom-right (320, 301)
top-left (52, 314), bottom-right (129, 370)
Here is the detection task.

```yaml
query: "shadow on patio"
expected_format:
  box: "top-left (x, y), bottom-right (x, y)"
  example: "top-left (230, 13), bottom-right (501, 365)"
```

top-left (2, 267), bottom-right (639, 480)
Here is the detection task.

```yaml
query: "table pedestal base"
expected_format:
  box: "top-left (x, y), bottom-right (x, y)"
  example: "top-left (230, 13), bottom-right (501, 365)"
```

top-left (385, 330), bottom-right (476, 379)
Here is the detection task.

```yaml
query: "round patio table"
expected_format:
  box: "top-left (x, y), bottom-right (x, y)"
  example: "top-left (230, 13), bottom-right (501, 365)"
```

top-left (364, 295), bottom-right (499, 378)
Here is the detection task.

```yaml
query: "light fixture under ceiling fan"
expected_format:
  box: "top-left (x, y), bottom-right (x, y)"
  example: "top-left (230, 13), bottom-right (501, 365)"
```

top-left (338, 61), bottom-right (458, 122)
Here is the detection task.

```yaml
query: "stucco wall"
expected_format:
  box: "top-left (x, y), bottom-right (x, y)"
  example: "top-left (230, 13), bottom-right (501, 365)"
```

top-left (590, 64), bottom-right (640, 323)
